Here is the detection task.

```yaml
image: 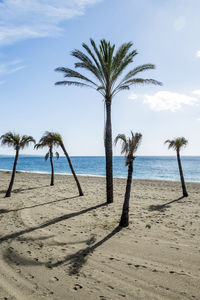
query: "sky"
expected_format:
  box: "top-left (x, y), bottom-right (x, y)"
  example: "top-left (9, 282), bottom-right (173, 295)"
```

top-left (0, 0), bottom-right (200, 156)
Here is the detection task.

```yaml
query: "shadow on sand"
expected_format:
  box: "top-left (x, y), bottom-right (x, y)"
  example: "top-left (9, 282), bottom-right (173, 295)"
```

top-left (148, 196), bottom-right (185, 212)
top-left (3, 226), bottom-right (122, 275)
top-left (0, 195), bottom-right (79, 214)
top-left (0, 185), bottom-right (50, 195)
top-left (0, 202), bottom-right (108, 243)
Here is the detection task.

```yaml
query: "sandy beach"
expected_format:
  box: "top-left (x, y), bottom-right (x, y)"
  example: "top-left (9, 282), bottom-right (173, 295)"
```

top-left (0, 170), bottom-right (199, 300)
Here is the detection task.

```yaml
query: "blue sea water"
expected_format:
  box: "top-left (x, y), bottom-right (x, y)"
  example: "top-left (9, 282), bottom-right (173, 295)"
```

top-left (0, 156), bottom-right (200, 182)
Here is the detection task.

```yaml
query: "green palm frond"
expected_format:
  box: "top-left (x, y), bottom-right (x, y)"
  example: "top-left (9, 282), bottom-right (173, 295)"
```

top-left (55, 38), bottom-right (162, 100)
top-left (115, 131), bottom-right (142, 165)
top-left (55, 67), bottom-right (97, 87)
top-left (1, 132), bottom-right (35, 150)
top-left (55, 80), bottom-right (93, 88)
top-left (165, 137), bottom-right (188, 152)
top-left (20, 136), bottom-right (35, 149)
top-left (121, 64), bottom-right (155, 82)
top-left (47, 132), bottom-right (63, 144)
top-left (1, 132), bottom-right (20, 148)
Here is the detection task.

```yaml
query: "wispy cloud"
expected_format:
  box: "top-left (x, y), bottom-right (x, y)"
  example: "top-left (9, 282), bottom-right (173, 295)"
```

top-left (0, 59), bottom-right (25, 75)
top-left (0, 0), bottom-right (102, 46)
top-left (193, 90), bottom-right (200, 96)
top-left (128, 94), bottom-right (138, 100)
top-left (196, 50), bottom-right (200, 57)
top-left (129, 91), bottom-right (200, 112)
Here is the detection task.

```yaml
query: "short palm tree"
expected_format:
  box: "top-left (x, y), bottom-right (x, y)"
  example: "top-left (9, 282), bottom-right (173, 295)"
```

top-left (35, 132), bottom-right (59, 186)
top-left (165, 137), bottom-right (188, 197)
top-left (0, 132), bottom-right (35, 197)
top-left (115, 131), bottom-right (142, 227)
top-left (47, 132), bottom-right (83, 196)
top-left (55, 39), bottom-right (161, 204)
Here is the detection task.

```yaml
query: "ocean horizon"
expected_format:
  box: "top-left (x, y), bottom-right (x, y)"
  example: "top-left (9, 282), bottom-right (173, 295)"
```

top-left (0, 155), bottom-right (199, 183)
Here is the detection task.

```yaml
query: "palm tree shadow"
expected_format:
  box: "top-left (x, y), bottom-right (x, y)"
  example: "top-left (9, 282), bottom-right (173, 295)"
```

top-left (0, 185), bottom-right (49, 195)
top-left (148, 196), bottom-right (185, 212)
top-left (0, 195), bottom-right (79, 214)
top-left (3, 234), bottom-right (98, 267)
top-left (49, 226), bottom-right (122, 275)
top-left (0, 202), bottom-right (107, 243)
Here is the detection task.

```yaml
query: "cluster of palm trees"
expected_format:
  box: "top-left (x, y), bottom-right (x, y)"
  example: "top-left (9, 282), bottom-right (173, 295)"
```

top-left (0, 39), bottom-right (189, 227)
top-left (0, 131), bottom-right (83, 198)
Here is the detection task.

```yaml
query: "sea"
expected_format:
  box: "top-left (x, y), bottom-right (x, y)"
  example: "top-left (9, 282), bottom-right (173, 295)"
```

top-left (0, 155), bottom-right (199, 182)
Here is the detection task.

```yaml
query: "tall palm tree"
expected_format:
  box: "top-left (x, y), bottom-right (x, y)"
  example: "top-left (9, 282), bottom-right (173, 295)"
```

top-left (115, 131), bottom-right (142, 227)
top-left (165, 137), bottom-right (188, 197)
top-left (35, 132), bottom-right (59, 186)
top-left (47, 132), bottom-right (84, 196)
top-left (55, 39), bottom-right (161, 204)
top-left (0, 132), bottom-right (35, 197)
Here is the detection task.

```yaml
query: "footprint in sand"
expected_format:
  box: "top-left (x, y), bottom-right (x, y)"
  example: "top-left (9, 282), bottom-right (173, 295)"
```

top-left (73, 284), bottom-right (83, 291)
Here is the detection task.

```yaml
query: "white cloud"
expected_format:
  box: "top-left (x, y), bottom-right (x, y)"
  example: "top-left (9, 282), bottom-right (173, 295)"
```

top-left (193, 90), bottom-right (200, 96)
top-left (144, 91), bottom-right (199, 112)
top-left (128, 93), bottom-right (138, 100)
top-left (0, 0), bottom-right (102, 46)
top-left (174, 16), bottom-right (186, 31)
top-left (0, 60), bottom-right (25, 75)
top-left (196, 50), bottom-right (200, 57)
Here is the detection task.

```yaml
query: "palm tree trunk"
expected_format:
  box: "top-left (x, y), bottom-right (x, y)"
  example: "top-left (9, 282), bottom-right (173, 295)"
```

top-left (119, 162), bottom-right (133, 227)
top-left (177, 150), bottom-right (188, 197)
top-left (5, 148), bottom-right (19, 197)
top-left (49, 147), bottom-right (54, 186)
top-left (105, 100), bottom-right (113, 204)
top-left (60, 142), bottom-right (83, 196)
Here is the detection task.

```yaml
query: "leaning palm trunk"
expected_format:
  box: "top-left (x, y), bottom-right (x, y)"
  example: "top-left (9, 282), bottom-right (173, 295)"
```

top-left (5, 148), bottom-right (19, 197)
top-left (60, 141), bottom-right (83, 196)
top-left (177, 150), bottom-right (188, 197)
top-left (120, 161), bottom-right (134, 227)
top-left (49, 147), bottom-right (54, 186)
top-left (105, 100), bottom-right (113, 203)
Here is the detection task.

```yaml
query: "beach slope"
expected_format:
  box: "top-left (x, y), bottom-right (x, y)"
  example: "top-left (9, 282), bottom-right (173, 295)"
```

top-left (0, 171), bottom-right (199, 299)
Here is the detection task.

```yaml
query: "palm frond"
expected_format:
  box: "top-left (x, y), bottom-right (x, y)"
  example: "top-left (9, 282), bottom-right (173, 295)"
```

top-left (115, 131), bottom-right (142, 165)
top-left (0, 132), bottom-right (20, 148)
top-left (55, 38), bottom-right (162, 100)
top-left (114, 134), bottom-right (128, 155)
top-left (121, 64), bottom-right (156, 83)
top-left (55, 67), bottom-right (97, 87)
top-left (55, 80), bottom-right (93, 88)
top-left (111, 42), bottom-right (134, 73)
top-left (45, 152), bottom-right (49, 161)
top-left (20, 136), bottom-right (35, 149)
top-left (165, 137), bottom-right (188, 151)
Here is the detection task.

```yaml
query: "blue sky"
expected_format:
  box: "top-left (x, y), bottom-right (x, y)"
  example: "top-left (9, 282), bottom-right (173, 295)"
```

top-left (0, 0), bottom-right (200, 156)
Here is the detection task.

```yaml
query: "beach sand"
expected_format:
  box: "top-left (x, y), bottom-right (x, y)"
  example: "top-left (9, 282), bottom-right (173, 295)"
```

top-left (0, 170), bottom-right (199, 300)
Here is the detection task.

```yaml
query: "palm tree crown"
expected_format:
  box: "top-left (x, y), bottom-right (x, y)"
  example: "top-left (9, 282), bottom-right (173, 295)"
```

top-left (1, 132), bottom-right (35, 150)
top-left (55, 39), bottom-right (162, 99)
top-left (115, 131), bottom-right (142, 165)
top-left (164, 137), bottom-right (188, 152)
top-left (35, 132), bottom-right (59, 160)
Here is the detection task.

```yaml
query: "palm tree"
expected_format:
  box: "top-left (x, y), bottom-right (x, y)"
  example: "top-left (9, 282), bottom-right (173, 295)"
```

top-left (35, 132), bottom-right (59, 186)
top-left (115, 131), bottom-right (142, 227)
top-left (55, 39), bottom-right (161, 204)
top-left (47, 132), bottom-right (84, 196)
top-left (0, 132), bottom-right (35, 197)
top-left (164, 137), bottom-right (188, 197)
